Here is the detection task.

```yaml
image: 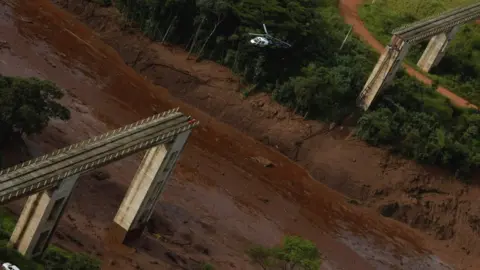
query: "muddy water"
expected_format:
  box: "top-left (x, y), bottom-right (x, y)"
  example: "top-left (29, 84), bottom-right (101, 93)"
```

top-left (0, 0), bottom-right (457, 269)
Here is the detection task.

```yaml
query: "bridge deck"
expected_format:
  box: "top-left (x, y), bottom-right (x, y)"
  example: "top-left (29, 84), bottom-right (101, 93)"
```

top-left (393, 3), bottom-right (480, 42)
top-left (0, 108), bottom-right (198, 204)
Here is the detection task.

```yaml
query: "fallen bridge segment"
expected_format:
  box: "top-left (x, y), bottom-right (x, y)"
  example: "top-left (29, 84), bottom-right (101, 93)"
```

top-left (2, 107), bottom-right (198, 258)
top-left (0, 108), bottom-right (198, 204)
top-left (358, 3), bottom-right (480, 111)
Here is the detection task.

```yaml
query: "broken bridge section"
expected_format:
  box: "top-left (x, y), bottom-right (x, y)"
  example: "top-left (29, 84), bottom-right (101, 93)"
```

top-left (416, 25), bottom-right (460, 72)
top-left (358, 2), bottom-right (480, 111)
top-left (0, 108), bottom-right (199, 258)
top-left (357, 36), bottom-right (410, 111)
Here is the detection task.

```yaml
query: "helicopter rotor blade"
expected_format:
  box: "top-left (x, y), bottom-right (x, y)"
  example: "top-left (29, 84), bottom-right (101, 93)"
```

top-left (263, 24), bottom-right (269, 35)
top-left (248, 33), bottom-right (264, 36)
top-left (272, 39), bottom-right (292, 48)
top-left (281, 41), bottom-right (292, 47)
top-left (270, 37), bottom-right (291, 47)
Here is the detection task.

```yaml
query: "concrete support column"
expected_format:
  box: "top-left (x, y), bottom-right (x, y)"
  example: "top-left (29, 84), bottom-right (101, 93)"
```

top-left (417, 25), bottom-right (459, 73)
top-left (111, 130), bottom-right (191, 244)
top-left (9, 175), bottom-right (79, 258)
top-left (357, 36), bottom-right (410, 111)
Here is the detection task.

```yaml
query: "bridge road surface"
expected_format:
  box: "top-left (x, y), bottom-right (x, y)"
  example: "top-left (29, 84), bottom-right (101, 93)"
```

top-left (393, 2), bottom-right (480, 43)
top-left (0, 108), bottom-right (198, 205)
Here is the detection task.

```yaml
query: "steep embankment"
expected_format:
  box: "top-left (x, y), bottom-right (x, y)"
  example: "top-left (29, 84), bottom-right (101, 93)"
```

top-left (338, 0), bottom-right (477, 109)
top-left (1, 0), bottom-right (461, 269)
top-left (44, 1), bottom-right (480, 270)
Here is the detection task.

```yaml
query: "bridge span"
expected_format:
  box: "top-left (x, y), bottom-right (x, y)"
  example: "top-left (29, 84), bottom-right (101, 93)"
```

top-left (0, 108), bottom-right (198, 258)
top-left (357, 2), bottom-right (480, 111)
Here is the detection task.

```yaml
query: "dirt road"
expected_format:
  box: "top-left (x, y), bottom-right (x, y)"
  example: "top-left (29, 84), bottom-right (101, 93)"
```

top-left (338, 0), bottom-right (478, 109)
top-left (0, 0), bottom-right (462, 269)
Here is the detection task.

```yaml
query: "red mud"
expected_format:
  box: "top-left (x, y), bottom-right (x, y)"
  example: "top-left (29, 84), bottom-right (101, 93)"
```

top-left (339, 0), bottom-right (478, 109)
top-left (1, 0), bottom-right (480, 269)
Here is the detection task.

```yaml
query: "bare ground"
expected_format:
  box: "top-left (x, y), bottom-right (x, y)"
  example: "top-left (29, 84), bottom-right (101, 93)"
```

top-left (0, 0), bottom-right (479, 269)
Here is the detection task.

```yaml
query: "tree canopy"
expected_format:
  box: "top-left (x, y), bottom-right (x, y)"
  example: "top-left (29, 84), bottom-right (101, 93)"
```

top-left (0, 75), bottom-right (70, 145)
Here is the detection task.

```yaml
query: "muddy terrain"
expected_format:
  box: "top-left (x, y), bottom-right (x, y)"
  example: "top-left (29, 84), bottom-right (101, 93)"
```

top-left (50, 1), bottom-right (480, 267)
top-left (0, 0), bottom-right (479, 269)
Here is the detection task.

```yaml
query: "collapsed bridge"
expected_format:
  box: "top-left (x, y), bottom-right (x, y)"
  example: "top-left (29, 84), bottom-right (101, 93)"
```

top-left (357, 2), bottom-right (480, 111)
top-left (0, 108), bottom-right (198, 258)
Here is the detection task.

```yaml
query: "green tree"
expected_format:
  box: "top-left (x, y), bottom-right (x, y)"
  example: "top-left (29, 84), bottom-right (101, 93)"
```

top-left (0, 75), bottom-right (70, 145)
top-left (356, 108), bottom-right (396, 145)
top-left (247, 235), bottom-right (322, 270)
top-left (196, 0), bottom-right (231, 57)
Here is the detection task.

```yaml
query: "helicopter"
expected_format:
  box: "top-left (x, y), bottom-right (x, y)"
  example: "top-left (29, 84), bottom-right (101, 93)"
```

top-left (248, 24), bottom-right (292, 49)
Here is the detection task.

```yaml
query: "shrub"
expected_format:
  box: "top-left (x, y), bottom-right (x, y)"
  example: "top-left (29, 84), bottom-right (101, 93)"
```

top-left (247, 235), bottom-right (322, 270)
top-left (42, 246), bottom-right (101, 270)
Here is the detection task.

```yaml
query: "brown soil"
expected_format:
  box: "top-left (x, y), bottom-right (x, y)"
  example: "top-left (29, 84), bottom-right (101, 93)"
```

top-left (339, 0), bottom-right (478, 109)
top-left (1, 0), bottom-right (480, 269)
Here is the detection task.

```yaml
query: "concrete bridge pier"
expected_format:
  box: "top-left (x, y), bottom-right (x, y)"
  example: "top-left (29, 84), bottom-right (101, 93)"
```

top-left (9, 175), bottom-right (79, 258)
top-left (417, 25), bottom-right (460, 72)
top-left (357, 36), bottom-right (410, 111)
top-left (111, 130), bottom-right (191, 244)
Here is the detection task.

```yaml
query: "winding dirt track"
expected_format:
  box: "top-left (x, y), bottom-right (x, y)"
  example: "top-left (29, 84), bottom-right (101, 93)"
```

top-left (339, 0), bottom-right (478, 109)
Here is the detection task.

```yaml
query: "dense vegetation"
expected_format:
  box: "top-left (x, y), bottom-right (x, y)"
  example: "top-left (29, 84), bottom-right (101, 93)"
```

top-left (0, 208), bottom-right (100, 270)
top-left (358, 0), bottom-right (480, 105)
top-left (357, 73), bottom-right (480, 178)
top-left (0, 75), bottom-right (70, 146)
top-left (247, 235), bottom-right (322, 269)
top-left (116, 0), bottom-right (376, 120)
top-left (111, 0), bottom-right (479, 177)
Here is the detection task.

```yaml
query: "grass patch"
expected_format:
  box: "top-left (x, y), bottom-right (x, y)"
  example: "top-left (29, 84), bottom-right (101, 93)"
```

top-left (0, 208), bottom-right (16, 237)
top-left (0, 207), bottom-right (100, 270)
top-left (0, 240), bottom-right (44, 270)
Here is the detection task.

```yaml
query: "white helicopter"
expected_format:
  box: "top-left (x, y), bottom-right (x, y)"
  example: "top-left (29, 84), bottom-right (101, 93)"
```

top-left (248, 24), bottom-right (292, 49)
